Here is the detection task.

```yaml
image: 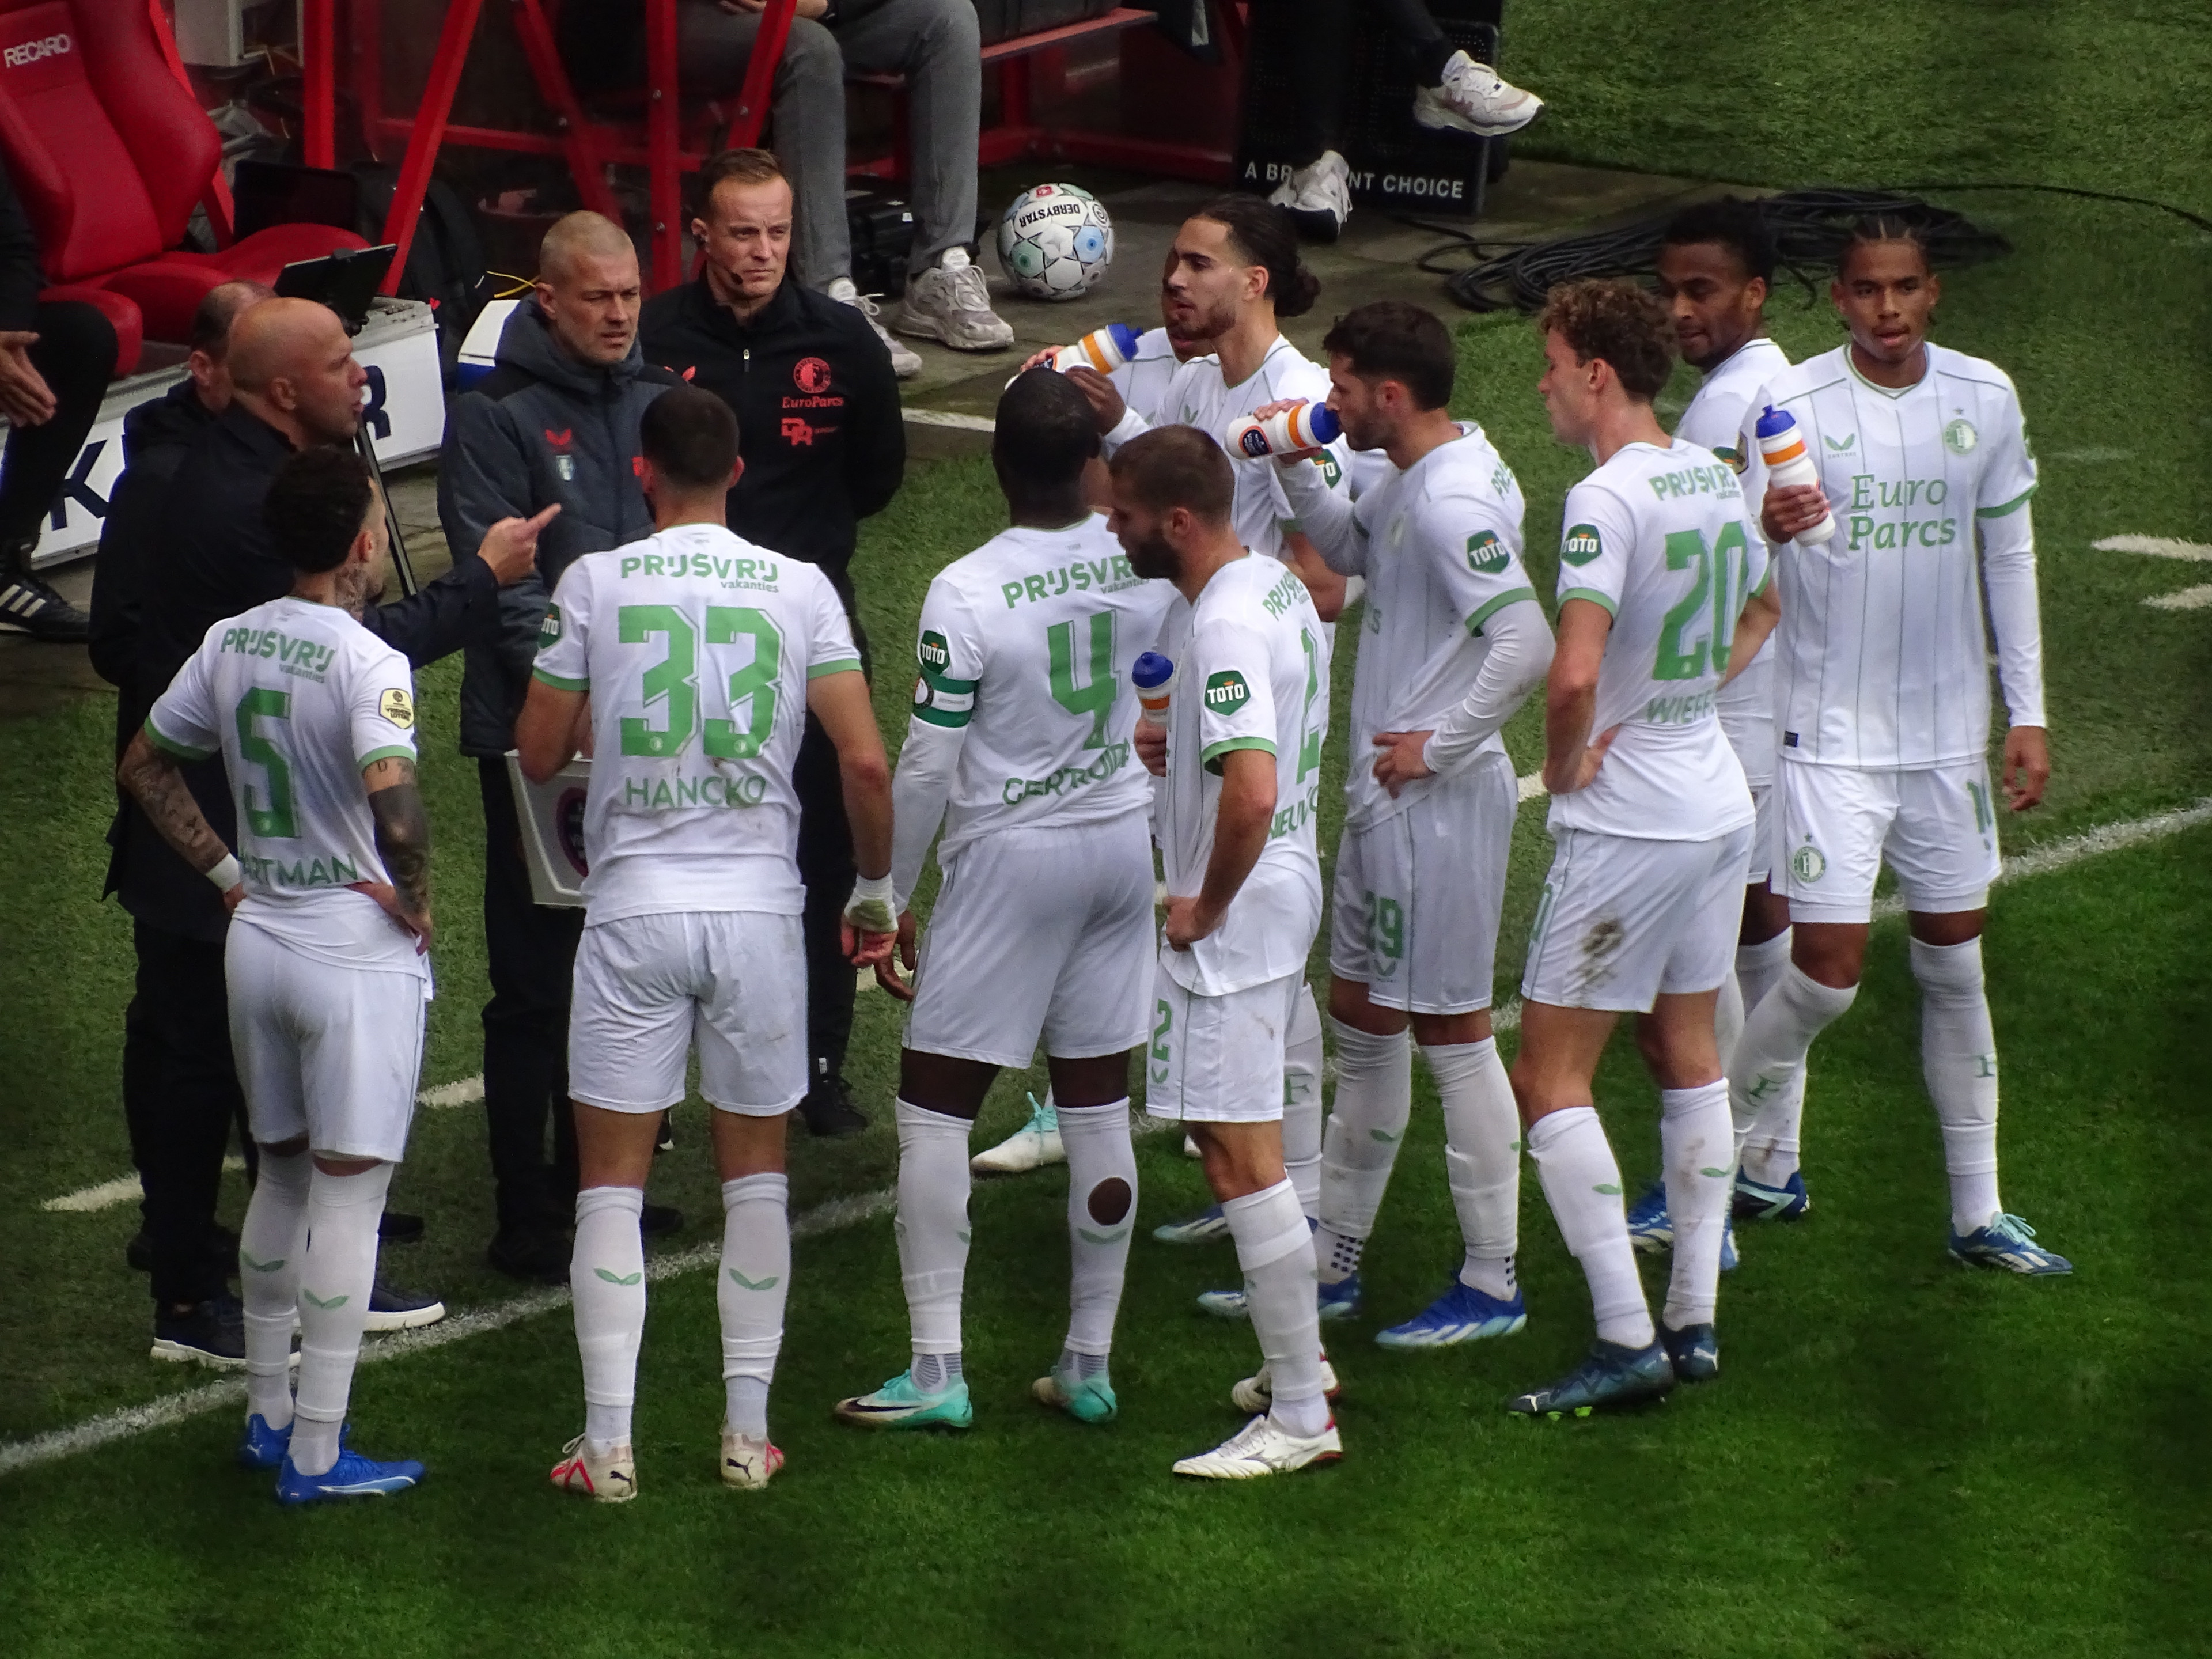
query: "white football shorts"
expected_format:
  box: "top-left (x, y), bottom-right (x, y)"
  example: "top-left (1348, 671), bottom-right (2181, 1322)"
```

top-left (904, 815), bottom-right (1155, 1068)
top-left (569, 910), bottom-right (807, 1116)
top-left (1328, 751), bottom-right (1514, 1016)
top-left (226, 921), bottom-right (427, 1163)
top-left (1521, 824), bottom-right (1755, 1013)
top-left (1774, 757), bottom-right (2000, 923)
top-left (1143, 962), bottom-right (1301, 1124)
top-left (1746, 780), bottom-right (1776, 885)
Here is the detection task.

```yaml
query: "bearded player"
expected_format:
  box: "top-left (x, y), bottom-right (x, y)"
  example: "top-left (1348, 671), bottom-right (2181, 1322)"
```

top-left (1263, 300), bottom-right (1552, 1348)
top-left (520, 387), bottom-right (896, 1501)
top-left (1724, 217), bottom-right (2067, 1275)
top-left (832, 369), bottom-right (1169, 1431)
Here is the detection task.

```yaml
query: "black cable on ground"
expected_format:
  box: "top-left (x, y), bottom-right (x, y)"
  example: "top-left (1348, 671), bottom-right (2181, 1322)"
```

top-left (1413, 180), bottom-right (2208, 315)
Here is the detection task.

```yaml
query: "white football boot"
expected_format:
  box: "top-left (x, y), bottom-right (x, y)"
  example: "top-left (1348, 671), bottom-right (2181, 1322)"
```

top-left (1173, 1413), bottom-right (1342, 1479)
top-left (550, 1434), bottom-right (637, 1503)
top-left (1266, 150), bottom-right (1352, 243)
top-left (1229, 1352), bottom-right (1342, 1414)
top-left (971, 1093), bottom-right (1064, 1175)
top-left (827, 278), bottom-right (922, 379)
top-left (1412, 51), bottom-right (1544, 137)
top-left (719, 1429), bottom-right (785, 1490)
top-left (896, 249), bottom-right (1015, 353)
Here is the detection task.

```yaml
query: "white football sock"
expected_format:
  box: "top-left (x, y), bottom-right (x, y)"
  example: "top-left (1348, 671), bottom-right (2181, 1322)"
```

top-left (1733, 930), bottom-right (1803, 1183)
top-left (1730, 963), bottom-right (1857, 1170)
top-left (237, 1145), bottom-right (309, 1431)
top-left (717, 1172), bottom-right (789, 1440)
top-left (571, 1184), bottom-right (646, 1454)
top-left (1714, 969), bottom-right (1746, 1076)
top-left (1282, 984), bottom-right (1326, 1218)
top-left (1736, 929), bottom-right (1793, 1014)
top-left (1058, 1098), bottom-right (1136, 1358)
top-left (1225, 1177), bottom-right (1328, 1439)
top-left (1528, 1107), bottom-right (1652, 1350)
top-left (895, 1099), bottom-right (972, 1368)
top-left (1426, 1037), bottom-right (1520, 1300)
top-left (1315, 1017), bottom-right (1411, 1282)
top-left (1910, 936), bottom-right (2003, 1233)
top-left (290, 1161), bottom-right (392, 1477)
top-left (1659, 1083), bottom-right (1733, 1330)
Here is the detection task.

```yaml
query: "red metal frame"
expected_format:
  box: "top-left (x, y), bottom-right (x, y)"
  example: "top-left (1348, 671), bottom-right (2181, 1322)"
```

top-left (306, 0), bottom-right (1246, 294)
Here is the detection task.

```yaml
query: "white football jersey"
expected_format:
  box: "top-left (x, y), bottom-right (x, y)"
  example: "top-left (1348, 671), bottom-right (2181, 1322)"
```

top-left (908, 514), bottom-right (1176, 862)
top-left (1108, 326), bottom-right (1191, 425)
top-left (1128, 334), bottom-right (1354, 562)
top-left (1157, 554), bottom-right (1330, 995)
top-left (147, 594), bottom-right (426, 975)
top-left (534, 523), bottom-right (861, 922)
top-left (1330, 423), bottom-right (1533, 829)
top-left (1548, 439), bottom-right (1763, 843)
top-left (1676, 336), bottom-right (1790, 787)
top-left (1755, 343), bottom-right (2039, 768)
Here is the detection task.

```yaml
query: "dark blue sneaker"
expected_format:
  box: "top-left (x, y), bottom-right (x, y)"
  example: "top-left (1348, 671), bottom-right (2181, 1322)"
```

top-left (237, 1413), bottom-right (293, 1471)
top-left (1949, 1213), bottom-right (2072, 1276)
top-left (1625, 1181), bottom-right (1672, 1253)
top-left (1658, 1321), bottom-right (1719, 1382)
top-left (275, 1444), bottom-right (424, 1504)
top-left (1733, 1168), bottom-right (1812, 1221)
top-left (1375, 1280), bottom-right (1527, 1349)
top-left (1153, 1203), bottom-right (1229, 1245)
top-left (1506, 1339), bottom-right (1675, 1416)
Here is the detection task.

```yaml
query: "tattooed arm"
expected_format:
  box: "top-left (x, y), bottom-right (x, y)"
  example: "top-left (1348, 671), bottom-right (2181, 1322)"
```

top-left (117, 730), bottom-right (245, 911)
top-left (350, 756), bottom-right (434, 953)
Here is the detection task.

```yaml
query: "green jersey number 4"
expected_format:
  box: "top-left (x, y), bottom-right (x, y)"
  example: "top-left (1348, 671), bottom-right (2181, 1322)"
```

top-left (1047, 611), bottom-right (1119, 749)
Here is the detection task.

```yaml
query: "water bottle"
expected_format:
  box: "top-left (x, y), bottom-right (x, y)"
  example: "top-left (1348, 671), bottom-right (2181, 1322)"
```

top-left (1753, 404), bottom-right (1836, 544)
top-left (1133, 651), bottom-right (1174, 729)
top-left (1224, 400), bottom-right (1342, 459)
top-left (1052, 324), bottom-right (1142, 375)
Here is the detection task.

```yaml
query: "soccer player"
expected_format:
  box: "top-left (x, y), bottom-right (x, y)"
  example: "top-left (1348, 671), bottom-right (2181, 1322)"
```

top-left (517, 387), bottom-right (897, 1501)
top-left (1624, 198), bottom-right (1804, 1252)
top-left (1723, 217), bottom-right (2068, 1274)
top-left (1266, 300), bottom-right (1552, 1347)
top-left (1508, 279), bottom-right (1763, 1412)
top-left (118, 444), bottom-right (444, 1502)
top-left (1115, 426), bottom-right (1340, 1478)
top-left (831, 369), bottom-right (1171, 1431)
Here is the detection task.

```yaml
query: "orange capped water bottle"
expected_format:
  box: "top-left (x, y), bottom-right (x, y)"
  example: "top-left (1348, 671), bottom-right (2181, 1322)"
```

top-left (1753, 404), bottom-right (1835, 544)
top-left (1224, 400), bottom-right (1341, 459)
top-left (1052, 324), bottom-right (1142, 374)
top-left (1134, 651), bottom-right (1174, 729)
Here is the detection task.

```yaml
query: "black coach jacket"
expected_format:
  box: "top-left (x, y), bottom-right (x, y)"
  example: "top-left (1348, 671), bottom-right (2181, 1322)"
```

top-left (639, 273), bottom-right (904, 607)
top-left (437, 299), bottom-right (677, 756)
top-left (119, 404), bottom-right (501, 941)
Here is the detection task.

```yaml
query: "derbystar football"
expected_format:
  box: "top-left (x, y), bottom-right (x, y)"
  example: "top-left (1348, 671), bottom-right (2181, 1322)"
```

top-left (995, 183), bottom-right (1115, 301)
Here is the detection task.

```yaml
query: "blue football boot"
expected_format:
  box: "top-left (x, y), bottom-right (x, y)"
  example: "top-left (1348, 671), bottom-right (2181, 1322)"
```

top-left (274, 1442), bottom-right (423, 1504)
top-left (1197, 1273), bottom-right (1362, 1321)
top-left (1949, 1213), bottom-right (2072, 1276)
top-left (1624, 1181), bottom-right (1672, 1253)
top-left (1506, 1339), bottom-right (1675, 1417)
top-left (1733, 1167), bottom-right (1812, 1221)
top-left (1658, 1321), bottom-right (1719, 1382)
top-left (1152, 1203), bottom-right (1230, 1245)
top-left (1375, 1280), bottom-right (1528, 1349)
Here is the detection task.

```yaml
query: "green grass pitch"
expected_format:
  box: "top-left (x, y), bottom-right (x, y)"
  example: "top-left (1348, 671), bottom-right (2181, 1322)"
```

top-left (3, 3), bottom-right (2210, 1652)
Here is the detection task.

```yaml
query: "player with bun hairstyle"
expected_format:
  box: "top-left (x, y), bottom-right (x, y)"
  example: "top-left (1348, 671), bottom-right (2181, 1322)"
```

top-left (1046, 195), bottom-right (1349, 1272)
top-left (1720, 216), bottom-right (2067, 1275)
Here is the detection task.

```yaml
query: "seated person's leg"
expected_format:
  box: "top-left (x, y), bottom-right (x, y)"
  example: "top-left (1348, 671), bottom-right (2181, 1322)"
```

top-left (0, 298), bottom-right (115, 638)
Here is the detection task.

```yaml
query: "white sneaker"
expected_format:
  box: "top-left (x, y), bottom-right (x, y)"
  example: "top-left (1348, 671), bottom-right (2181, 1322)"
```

top-left (1229, 1353), bottom-right (1343, 1414)
top-left (550, 1434), bottom-right (637, 1503)
top-left (719, 1428), bottom-right (785, 1491)
top-left (1413, 50), bottom-right (1544, 137)
top-left (1265, 149), bottom-right (1352, 243)
top-left (828, 277), bottom-right (922, 379)
top-left (896, 248), bottom-right (1015, 353)
top-left (1172, 1412), bottom-right (1342, 1479)
top-left (971, 1093), bottom-right (1064, 1175)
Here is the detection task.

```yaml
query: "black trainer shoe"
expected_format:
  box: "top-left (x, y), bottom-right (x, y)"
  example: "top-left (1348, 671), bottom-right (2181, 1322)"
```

top-left (363, 1278), bottom-right (446, 1333)
top-left (0, 539), bottom-right (91, 642)
top-left (378, 1210), bottom-right (425, 1244)
top-left (151, 1292), bottom-right (247, 1369)
top-left (654, 1112), bottom-right (676, 1155)
top-left (641, 1202), bottom-right (684, 1238)
top-left (801, 1074), bottom-right (868, 1138)
top-left (487, 1225), bottom-right (571, 1285)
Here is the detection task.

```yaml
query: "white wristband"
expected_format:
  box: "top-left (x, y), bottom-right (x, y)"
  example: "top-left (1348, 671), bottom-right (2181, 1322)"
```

top-left (206, 853), bottom-right (242, 891)
top-left (844, 871), bottom-right (896, 933)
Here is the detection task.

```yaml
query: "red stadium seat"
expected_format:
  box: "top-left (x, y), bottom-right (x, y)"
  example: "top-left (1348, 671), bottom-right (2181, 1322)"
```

top-left (0, 0), bottom-right (365, 347)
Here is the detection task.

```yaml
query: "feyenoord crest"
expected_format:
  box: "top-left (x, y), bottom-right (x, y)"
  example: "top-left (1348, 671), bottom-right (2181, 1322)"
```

top-left (1790, 842), bottom-right (1827, 883)
top-left (1943, 418), bottom-right (1979, 455)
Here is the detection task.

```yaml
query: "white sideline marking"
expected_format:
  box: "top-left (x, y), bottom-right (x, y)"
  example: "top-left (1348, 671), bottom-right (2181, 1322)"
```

top-left (2092, 535), bottom-right (2212, 561)
top-left (2143, 584), bottom-right (2212, 611)
top-left (903, 408), bottom-right (996, 433)
top-left (13, 797), bottom-right (2208, 1475)
top-left (42, 1157), bottom-right (247, 1215)
top-left (417, 1075), bottom-right (484, 1110)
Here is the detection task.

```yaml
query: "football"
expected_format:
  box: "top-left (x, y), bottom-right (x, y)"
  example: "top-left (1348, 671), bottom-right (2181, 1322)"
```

top-left (994, 183), bottom-right (1115, 301)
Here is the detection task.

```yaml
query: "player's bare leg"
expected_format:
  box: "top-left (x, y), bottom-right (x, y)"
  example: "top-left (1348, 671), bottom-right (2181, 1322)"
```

top-left (1505, 1003), bottom-right (1674, 1416)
